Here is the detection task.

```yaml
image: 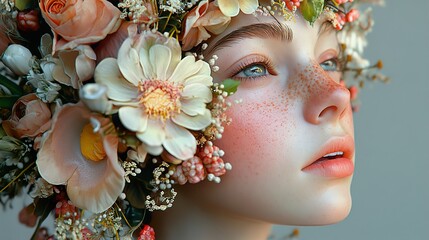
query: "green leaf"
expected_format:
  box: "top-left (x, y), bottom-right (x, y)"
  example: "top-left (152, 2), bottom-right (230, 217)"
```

top-left (0, 74), bottom-right (23, 96)
top-left (14, 0), bottom-right (36, 11)
top-left (300, 0), bottom-right (325, 25)
top-left (0, 95), bottom-right (20, 108)
top-left (124, 180), bottom-right (148, 209)
top-left (221, 79), bottom-right (240, 95)
top-left (125, 205), bottom-right (146, 227)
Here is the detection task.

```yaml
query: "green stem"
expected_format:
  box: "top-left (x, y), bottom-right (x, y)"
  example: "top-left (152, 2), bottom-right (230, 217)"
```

top-left (0, 161), bottom-right (35, 193)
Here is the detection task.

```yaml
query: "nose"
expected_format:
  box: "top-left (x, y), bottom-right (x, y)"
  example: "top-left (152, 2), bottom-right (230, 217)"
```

top-left (302, 66), bottom-right (351, 125)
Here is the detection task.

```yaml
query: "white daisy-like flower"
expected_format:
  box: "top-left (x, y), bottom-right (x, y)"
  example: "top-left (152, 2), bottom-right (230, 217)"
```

top-left (94, 29), bottom-right (213, 160)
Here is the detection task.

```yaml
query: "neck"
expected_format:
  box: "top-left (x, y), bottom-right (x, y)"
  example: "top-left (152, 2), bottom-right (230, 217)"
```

top-left (151, 190), bottom-right (272, 240)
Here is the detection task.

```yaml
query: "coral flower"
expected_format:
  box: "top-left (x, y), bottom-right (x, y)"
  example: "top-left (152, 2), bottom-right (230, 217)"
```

top-left (217, 0), bottom-right (259, 17)
top-left (94, 29), bottom-right (213, 160)
top-left (36, 103), bottom-right (125, 213)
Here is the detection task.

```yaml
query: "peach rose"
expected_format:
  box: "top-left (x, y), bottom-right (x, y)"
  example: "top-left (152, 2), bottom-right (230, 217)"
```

top-left (3, 94), bottom-right (52, 139)
top-left (180, 0), bottom-right (231, 51)
top-left (39, 0), bottom-right (121, 51)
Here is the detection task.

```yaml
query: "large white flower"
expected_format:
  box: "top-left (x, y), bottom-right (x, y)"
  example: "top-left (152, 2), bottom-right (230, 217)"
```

top-left (94, 29), bottom-right (213, 160)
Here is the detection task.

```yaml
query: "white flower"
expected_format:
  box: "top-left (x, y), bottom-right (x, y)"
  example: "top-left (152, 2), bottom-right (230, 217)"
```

top-left (217, 0), bottom-right (259, 17)
top-left (1, 44), bottom-right (33, 76)
top-left (79, 83), bottom-right (112, 114)
top-left (95, 29), bottom-right (213, 160)
top-left (27, 70), bottom-right (62, 103)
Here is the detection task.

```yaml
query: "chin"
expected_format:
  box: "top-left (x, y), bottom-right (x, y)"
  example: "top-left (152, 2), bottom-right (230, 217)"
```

top-left (268, 183), bottom-right (353, 226)
top-left (295, 191), bottom-right (353, 226)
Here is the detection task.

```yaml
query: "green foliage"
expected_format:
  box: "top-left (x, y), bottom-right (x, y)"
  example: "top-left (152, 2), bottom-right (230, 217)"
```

top-left (300, 0), bottom-right (325, 25)
top-left (221, 79), bottom-right (240, 95)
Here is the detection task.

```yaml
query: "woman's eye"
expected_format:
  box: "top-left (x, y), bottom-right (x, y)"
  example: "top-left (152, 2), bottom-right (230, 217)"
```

top-left (236, 64), bottom-right (268, 78)
top-left (320, 58), bottom-right (339, 72)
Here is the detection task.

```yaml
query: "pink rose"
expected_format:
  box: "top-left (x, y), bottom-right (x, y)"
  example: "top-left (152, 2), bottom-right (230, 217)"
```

top-left (180, 0), bottom-right (231, 51)
top-left (39, 0), bottom-right (122, 51)
top-left (3, 94), bottom-right (52, 139)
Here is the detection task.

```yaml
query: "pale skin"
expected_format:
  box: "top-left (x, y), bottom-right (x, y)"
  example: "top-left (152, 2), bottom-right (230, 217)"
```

top-left (151, 7), bottom-right (355, 240)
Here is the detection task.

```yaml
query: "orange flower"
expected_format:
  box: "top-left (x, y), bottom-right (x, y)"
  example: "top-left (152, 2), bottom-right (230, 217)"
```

top-left (3, 94), bottom-right (52, 139)
top-left (180, 0), bottom-right (231, 51)
top-left (39, 0), bottom-right (121, 51)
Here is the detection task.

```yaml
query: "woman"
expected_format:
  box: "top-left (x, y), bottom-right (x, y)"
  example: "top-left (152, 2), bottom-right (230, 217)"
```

top-left (151, 3), bottom-right (355, 240)
top-left (0, 0), bottom-right (384, 239)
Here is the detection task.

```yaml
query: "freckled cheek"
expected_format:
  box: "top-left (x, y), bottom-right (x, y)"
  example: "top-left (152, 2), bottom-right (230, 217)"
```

top-left (217, 89), bottom-right (298, 176)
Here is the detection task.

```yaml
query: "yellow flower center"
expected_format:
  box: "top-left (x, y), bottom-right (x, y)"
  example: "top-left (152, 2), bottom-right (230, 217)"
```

top-left (80, 123), bottom-right (106, 162)
top-left (139, 80), bottom-right (182, 120)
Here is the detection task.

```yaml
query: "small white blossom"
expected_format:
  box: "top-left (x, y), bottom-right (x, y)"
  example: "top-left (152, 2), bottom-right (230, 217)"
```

top-left (30, 178), bottom-right (54, 198)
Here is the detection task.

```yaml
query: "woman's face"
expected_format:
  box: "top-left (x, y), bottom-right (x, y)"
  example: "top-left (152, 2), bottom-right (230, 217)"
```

top-left (187, 9), bottom-right (355, 225)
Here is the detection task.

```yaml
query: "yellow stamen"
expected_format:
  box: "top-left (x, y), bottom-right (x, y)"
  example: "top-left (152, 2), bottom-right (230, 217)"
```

top-left (139, 80), bottom-right (181, 120)
top-left (80, 123), bottom-right (106, 162)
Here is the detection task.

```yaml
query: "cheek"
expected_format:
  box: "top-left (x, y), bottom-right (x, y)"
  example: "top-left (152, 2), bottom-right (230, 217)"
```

top-left (216, 86), bottom-right (299, 179)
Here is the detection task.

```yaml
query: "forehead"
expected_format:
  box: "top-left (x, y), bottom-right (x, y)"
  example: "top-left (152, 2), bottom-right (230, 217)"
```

top-left (207, 10), bottom-right (337, 54)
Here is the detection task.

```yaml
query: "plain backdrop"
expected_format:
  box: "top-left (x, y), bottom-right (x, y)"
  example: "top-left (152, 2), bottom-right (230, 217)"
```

top-left (1, 0), bottom-right (429, 239)
top-left (273, 0), bottom-right (429, 239)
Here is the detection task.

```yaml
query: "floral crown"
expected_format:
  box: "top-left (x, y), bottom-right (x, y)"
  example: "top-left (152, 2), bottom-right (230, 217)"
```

top-left (0, 0), bottom-right (386, 239)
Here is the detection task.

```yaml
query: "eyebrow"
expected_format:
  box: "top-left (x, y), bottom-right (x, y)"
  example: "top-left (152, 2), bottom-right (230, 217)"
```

top-left (207, 22), bottom-right (293, 54)
top-left (318, 20), bottom-right (335, 35)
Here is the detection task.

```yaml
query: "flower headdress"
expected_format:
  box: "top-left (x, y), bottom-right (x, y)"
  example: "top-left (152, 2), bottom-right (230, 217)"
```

top-left (0, 0), bottom-right (386, 239)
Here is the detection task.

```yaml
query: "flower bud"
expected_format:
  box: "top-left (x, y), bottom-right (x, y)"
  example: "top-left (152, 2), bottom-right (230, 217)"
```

top-left (1, 44), bottom-right (33, 76)
top-left (79, 83), bottom-right (112, 114)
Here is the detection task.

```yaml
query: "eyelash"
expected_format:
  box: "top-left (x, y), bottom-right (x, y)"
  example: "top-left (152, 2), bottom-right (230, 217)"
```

top-left (231, 56), bottom-right (277, 81)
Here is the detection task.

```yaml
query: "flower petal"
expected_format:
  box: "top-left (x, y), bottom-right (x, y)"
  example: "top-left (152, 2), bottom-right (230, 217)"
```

top-left (143, 143), bottom-right (164, 156)
top-left (182, 83), bottom-right (212, 102)
top-left (117, 38), bottom-right (143, 86)
top-left (136, 119), bottom-right (166, 147)
top-left (169, 56), bottom-right (202, 84)
top-left (238, 0), bottom-right (259, 14)
top-left (119, 107), bottom-right (148, 132)
top-left (150, 45), bottom-right (171, 80)
top-left (95, 58), bottom-right (138, 102)
top-left (172, 109), bottom-right (212, 130)
top-left (181, 98), bottom-right (207, 116)
top-left (184, 61), bottom-right (212, 86)
top-left (163, 121), bottom-right (196, 160)
top-left (139, 47), bottom-right (155, 79)
top-left (218, 0), bottom-right (240, 17)
top-left (67, 135), bottom-right (125, 213)
top-left (36, 104), bottom-right (90, 185)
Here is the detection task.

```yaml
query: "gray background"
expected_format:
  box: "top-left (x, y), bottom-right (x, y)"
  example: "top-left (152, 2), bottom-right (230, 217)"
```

top-left (1, 0), bottom-right (429, 239)
top-left (273, 0), bottom-right (429, 239)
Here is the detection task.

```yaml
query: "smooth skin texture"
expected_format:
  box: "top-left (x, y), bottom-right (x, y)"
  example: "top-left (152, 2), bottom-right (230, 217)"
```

top-left (152, 6), bottom-right (355, 240)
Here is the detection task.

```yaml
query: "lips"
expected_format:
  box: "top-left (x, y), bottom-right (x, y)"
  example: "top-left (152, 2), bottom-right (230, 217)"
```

top-left (302, 136), bottom-right (355, 178)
